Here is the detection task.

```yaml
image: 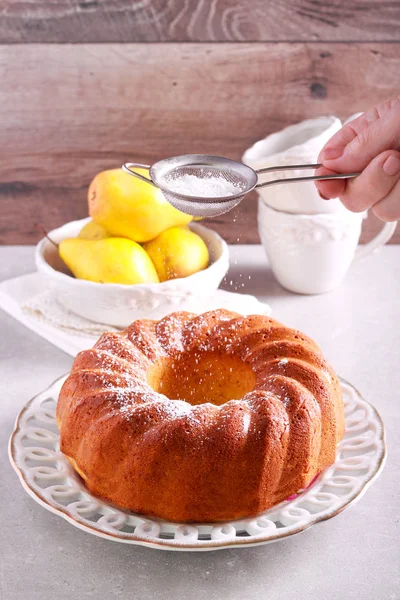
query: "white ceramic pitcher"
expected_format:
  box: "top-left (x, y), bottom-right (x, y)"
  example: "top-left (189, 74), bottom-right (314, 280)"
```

top-left (243, 116), bottom-right (346, 214)
top-left (258, 201), bottom-right (396, 294)
top-left (244, 115), bottom-right (397, 294)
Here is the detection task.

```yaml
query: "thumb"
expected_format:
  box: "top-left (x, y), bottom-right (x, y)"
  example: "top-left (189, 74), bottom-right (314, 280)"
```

top-left (315, 166), bottom-right (346, 200)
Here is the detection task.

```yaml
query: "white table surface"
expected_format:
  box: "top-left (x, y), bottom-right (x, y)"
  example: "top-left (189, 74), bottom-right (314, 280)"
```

top-left (1, 245), bottom-right (399, 600)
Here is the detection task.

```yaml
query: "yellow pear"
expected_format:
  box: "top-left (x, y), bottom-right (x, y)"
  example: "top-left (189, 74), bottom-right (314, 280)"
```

top-left (144, 226), bottom-right (209, 282)
top-left (59, 237), bottom-right (159, 285)
top-left (88, 168), bottom-right (193, 243)
top-left (78, 220), bottom-right (110, 240)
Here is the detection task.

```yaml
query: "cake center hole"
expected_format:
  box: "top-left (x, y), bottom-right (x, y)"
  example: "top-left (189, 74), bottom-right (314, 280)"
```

top-left (148, 351), bottom-right (256, 406)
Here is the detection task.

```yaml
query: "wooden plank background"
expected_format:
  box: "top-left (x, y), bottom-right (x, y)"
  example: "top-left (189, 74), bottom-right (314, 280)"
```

top-left (1, 0), bottom-right (400, 43)
top-left (1, 1), bottom-right (400, 244)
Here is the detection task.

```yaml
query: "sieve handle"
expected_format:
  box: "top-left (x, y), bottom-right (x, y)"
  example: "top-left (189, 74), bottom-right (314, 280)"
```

top-left (255, 163), bottom-right (360, 188)
top-left (256, 163), bottom-right (322, 175)
top-left (122, 162), bottom-right (157, 187)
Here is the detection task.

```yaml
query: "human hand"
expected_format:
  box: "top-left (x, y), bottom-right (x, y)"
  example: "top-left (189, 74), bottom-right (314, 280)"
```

top-left (315, 96), bottom-right (400, 222)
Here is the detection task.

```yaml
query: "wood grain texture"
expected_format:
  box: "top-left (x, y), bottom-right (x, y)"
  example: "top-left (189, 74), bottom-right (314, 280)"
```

top-left (1, 42), bottom-right (399, 244)
top-left (1, 0), bottom-right (400, 43)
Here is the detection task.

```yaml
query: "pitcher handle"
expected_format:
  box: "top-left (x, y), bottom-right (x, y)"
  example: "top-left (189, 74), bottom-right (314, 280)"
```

top-left (354, 218), bottom-right (397, 261)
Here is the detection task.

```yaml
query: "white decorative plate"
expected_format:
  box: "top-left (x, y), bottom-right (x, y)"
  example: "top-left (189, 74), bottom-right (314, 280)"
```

top-left (9, 376), bottom-right (386, 551)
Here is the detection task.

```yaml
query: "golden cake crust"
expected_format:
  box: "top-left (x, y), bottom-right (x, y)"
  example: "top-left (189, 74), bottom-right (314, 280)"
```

top-left (57, 309), bottom-right (344, 522)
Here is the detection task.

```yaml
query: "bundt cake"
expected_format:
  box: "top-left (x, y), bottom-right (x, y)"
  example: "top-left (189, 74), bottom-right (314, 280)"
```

top-left (57, 309), bottom-right (344, 523)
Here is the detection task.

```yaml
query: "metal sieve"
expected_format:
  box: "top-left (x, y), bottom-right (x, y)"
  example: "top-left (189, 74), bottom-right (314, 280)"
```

top-left (122, 154), bottom-right (359, 218)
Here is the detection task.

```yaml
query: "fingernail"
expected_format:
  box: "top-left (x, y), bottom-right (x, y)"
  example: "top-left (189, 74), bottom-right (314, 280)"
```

top-left (321, 147), bottom-right (344, 160)
top-left (383, 154), bottom-right (400, 176)
top-left (318, 191), bottom-right (329, 200)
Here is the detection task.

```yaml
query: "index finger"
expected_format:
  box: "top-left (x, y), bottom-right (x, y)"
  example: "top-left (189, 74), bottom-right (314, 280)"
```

top-left (318, 117), bottom-right (361, 162)
top-left (319, 97), bottom-right (400, 173)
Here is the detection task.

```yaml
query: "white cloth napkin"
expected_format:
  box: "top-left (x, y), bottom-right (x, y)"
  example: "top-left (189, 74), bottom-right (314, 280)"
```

top-left (0, 272), bottom-right (271, 357)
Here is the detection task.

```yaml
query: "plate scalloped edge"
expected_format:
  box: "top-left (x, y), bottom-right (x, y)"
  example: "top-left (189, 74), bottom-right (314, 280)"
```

top-left (9, 375), bottom-right (386, 552)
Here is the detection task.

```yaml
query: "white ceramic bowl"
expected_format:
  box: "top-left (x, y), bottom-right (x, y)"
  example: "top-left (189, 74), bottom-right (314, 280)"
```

top-left (35, 218), bottom-right (229, 327)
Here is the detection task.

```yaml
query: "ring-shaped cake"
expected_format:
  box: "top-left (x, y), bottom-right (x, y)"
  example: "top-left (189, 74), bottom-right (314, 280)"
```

top-left (57, 309), bottom-right (344, 522)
